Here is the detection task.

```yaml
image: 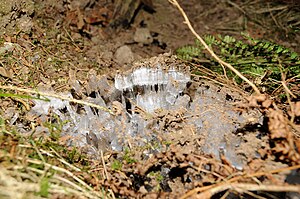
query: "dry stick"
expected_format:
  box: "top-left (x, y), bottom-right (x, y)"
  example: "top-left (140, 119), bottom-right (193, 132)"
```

top-left (50, 184), bottom-right (100, 199)
top-left (242, 190), bottom-right (266, 199)
top-left (282, 81), bottom-right (296, 123)
top-left (13, 97), bottom-right (30, 110)
top-left (29, 140), bottom-right (46, 163)
top-left (101, 150), bottom-right (109, 180)
top-left (11, 156), bottom-right (103, 197)
top-left (189, 62), bottom-right (245, 95)
top-left (190, 74), bottom-right (246, 96)
top-left (279, 64), bottom-right (297, 124)
top-left (63, 27), bottom-right (82, 51)
top-left (0, 85), bottom-right (114, 115)
top-left (196, 183), bottom-right (300, 199)
top-left (168, 0), bottom-right (261, 94)
top-left (281, 81), bottom-right (297, 99)
top-left (37, 147), bottom-right (82, 172)
top-left (27, 167), bottom-right (89, 195)
top-left (180, 164), bottom-right (300, 199)
top-left (220, 190), bottom-right (230, 199)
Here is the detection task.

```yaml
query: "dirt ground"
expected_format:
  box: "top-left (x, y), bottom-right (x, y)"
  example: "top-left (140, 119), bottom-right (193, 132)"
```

top-left (0, 0), bottom-right (300, 198)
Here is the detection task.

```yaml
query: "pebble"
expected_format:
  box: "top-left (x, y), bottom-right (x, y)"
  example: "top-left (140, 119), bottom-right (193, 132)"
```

top-left (133, 28), bottom-right (153, 45)
top-left (114, 45), bottom-right (134, 65)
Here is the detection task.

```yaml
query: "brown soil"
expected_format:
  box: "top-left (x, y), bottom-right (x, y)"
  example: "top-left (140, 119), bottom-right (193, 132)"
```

top-left (0, 0), bottom-right (300, 198)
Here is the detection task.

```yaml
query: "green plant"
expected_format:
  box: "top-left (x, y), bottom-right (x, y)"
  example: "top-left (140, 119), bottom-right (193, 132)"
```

top-left (148, 171), bottom-right (164, 182)
top-left (111, 160), bottom-right (122, 171)
top-left (43, 114), bottom-right (68, 141)
top-left (0, 91), bottom-right (49, 101)
top-left (176, 33), bottom-right (300, 93)
top-left (123, 147), bottom-right (137, 164)
top-left (147, 171), bottom-right (163, 191)
top-left (0, 117), bottom-right (6, 133)
top-left (38, 177), bottom-right (51, 197)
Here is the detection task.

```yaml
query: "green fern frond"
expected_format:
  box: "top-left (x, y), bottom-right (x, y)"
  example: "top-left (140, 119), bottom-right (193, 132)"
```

top-left (176, 33), bottom-right (300, 93)
top-left (176, 45), bottom-right (202, 60)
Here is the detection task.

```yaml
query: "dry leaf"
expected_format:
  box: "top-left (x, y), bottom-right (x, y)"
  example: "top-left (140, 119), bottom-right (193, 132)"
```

top-left (294, 102), bottom-right (300, 117)
top-left (0, 67), bottom-right (12, 79)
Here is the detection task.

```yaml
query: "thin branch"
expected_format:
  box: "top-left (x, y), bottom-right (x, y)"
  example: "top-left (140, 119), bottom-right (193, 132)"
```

top-left (195, 183), bottom-right (300, 199)
top-left (101, 150), bottom-right (109, 180)
top-left (0, 85), bottom-right (114, 115)
top-left (180, 164), bottom-right (300, 199)
top-left (168, 0), bottom-right (261, 94)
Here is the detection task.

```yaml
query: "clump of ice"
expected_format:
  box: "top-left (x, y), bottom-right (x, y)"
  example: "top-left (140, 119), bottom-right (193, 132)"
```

top-left (115, 66), bottom-right (190, 113)
top-left (115, 66), bottom-right (190, 90)
top-left (29, 55), bottom-right (261, 169)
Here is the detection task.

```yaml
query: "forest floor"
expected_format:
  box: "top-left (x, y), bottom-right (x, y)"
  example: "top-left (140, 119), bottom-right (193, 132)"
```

top-left (0, 0), bottom-right (300, 198)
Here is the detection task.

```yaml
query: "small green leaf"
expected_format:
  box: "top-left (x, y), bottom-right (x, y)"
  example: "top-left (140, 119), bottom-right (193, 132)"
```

top-left (242, 44), bottom-right (247, 49)
top-left (282, 49), bottom-right (289, 54)
top-left (276, 46), bottom-right (283, 53)
top-left (290, 52), bottom-right (298, 59)
top-left (263, 42), bottom-right (270, 49)
top-left (39, 177), bottom-right (50, 197)
top-left (267, 45), bottom-right (274, 51)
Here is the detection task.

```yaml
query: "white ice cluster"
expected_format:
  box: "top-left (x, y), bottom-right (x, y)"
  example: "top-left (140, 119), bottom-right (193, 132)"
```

top-left (29, 56), bottom-right (262, 170)
top-left (115, 65), bottom-right (190, 113)
top-left (115, 66), bottom-right (190, 90)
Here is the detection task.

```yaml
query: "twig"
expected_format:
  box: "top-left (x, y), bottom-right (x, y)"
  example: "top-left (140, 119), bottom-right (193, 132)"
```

top-left (243, 190), bottom-right (266, 199)
top-left (27, 167), bottom-right (87, 194)
top-left (168, 0), bottom-right (261, 94)
top-left (220, 190), bottom-right (230, 199)
top-left (63, 27), bottom-right (82, 51)
top-left (268, 3), bottom-right (281, 30)
top-left (13, 98), bottom-right (30, 111)
top-left (227, 0), bottom-right (246, 14)
top-left (190, 74), bottom-right (245, 96)
top-left (29, 140), bottom-right (46, 163)
top-left (7, 155), bottom-right (103, 197)
top-left (281, 81), bottom-right (297, 99)
top-left (0, 85), bottom-right (115, 115)
top-left (180, 164), bottom-right (300, 199)
top-left (195, 183), bottom-right (300, 199)
top-left (255, 5), bottom-right (288, 14)
top-left (101, 150), bottom-right (109, 180)
top-left (279, 63), bottom-right (297, 123)
top-left (50, 184), bottom-right (101, 199)
top-left (38, 147), bottom-right (81, 172)
top-left (282, 81), bottom-right (296, 123)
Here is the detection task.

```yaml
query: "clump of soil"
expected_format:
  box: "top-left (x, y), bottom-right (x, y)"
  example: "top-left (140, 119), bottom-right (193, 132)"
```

top-left (0, 0), bottom-right (300, 198)
top-left (0, 0), bottom-right (34, 35)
